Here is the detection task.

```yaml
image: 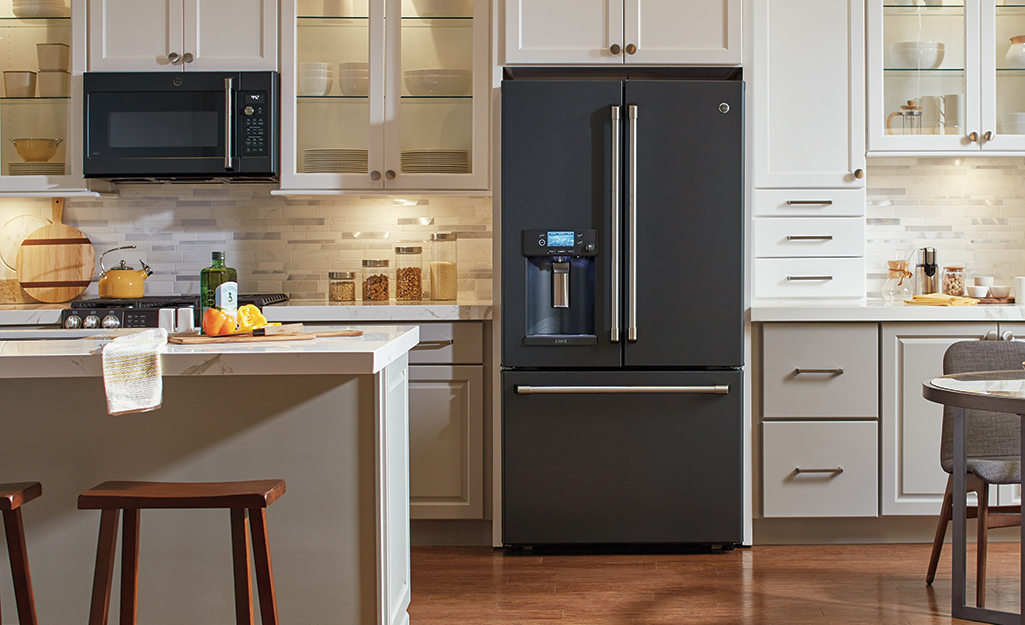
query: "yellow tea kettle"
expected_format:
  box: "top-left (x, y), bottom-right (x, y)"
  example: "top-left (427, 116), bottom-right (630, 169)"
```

top-left (98, 245), bottom-right (152, 298)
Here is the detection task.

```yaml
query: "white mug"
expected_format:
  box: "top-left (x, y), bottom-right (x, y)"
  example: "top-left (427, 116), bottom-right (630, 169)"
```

top-left (920, 96), bottom-right (943, 134)
top-left (942, 93), bottom-right (963, 134)
top-left (1015, 277), bottom-right (1025, 306)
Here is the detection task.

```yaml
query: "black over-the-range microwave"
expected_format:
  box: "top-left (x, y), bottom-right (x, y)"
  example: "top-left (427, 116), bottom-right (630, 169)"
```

top-left (82, 71), bottom-right (279, 182)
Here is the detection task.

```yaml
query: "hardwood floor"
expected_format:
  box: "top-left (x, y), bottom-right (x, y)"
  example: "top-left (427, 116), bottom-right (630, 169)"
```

top-left (409, 543), bottom-right (1020, 624)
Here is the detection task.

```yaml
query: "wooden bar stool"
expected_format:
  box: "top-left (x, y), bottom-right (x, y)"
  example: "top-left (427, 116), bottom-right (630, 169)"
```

top-left (78, 479), bottom-right (285, 625)
top-left (1, 482), bottom-right (41, 625)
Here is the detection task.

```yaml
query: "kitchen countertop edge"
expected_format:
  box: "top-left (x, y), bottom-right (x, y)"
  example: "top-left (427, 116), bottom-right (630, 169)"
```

top-left (751, 299), bottom-right (1025, 322)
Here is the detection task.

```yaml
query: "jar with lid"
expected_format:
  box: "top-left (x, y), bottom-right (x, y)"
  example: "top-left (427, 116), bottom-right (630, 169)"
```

top-left (429, 232), bottom-right (458, 300)
top-left (394, 246), bottom-right (423, 300)
top-left (941, 265), bottom-right (966, 296)
top-left (328, 271), bottom-right (356, 302)
top-left (361, 259), bottom-right (390, 301)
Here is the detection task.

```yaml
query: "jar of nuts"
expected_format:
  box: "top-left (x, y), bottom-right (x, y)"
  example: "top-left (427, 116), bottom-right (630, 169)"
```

top-left (941, 265), bottom-right (966, 296)
top-left (361, 259), bottom-right (391, 301)
top-left (328, 271), bottom-right (356, 302)
top-left (394, 246), bottom-right (423, 300)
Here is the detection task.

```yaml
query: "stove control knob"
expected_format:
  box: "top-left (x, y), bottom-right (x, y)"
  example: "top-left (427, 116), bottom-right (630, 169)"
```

top-left (82, 315), bottom-right (100, 329)
top-left (63, 315), bottom-right (82, 329)
top-left (101, 315), bottom-right (120, 329)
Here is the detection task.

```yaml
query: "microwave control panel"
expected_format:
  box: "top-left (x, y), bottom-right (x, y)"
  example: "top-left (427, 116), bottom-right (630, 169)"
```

top-left (521, 229), bottom-right (597, 257)
top-left (241, 91), bottom-right (270, 156)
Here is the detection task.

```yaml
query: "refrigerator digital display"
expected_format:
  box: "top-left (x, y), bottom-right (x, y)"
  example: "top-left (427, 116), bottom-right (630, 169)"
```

top-left (547, 231), bottom-right (574, 247)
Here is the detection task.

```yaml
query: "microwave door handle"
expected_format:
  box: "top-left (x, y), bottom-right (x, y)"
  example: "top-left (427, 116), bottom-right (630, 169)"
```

top-left (224, 77), bottom-right (234, 170)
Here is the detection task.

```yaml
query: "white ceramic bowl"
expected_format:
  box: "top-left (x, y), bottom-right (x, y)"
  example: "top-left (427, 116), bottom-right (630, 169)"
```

top-left (12, 0), bottom-right (68, 18)
top-left (339, 75), bottom-right (369, 96)
top-left (338, 62), bottom-right (369, 72)
top-left (990, 285), bottom-right (1012, 298)
top-left (967, 285), bottom-right (989, 298)
top-left (299, 69), bottom-right (331, 78)
top-left (889, 42), bottom-right (945, 69)
top-left (36, 43), bottom-right (69, 72)
top-left (37, 70), bottom-right (69, 97)
top-left (411, 0), bottom-right (473, 17)
top-left (3, 71), bottom-right (35, 98)
top-left (299, 75), bottom-right (332, 97)
top-left (299, 62), bottom-right (331, 73)
top-left (404, 69), bottom-right (471, 96)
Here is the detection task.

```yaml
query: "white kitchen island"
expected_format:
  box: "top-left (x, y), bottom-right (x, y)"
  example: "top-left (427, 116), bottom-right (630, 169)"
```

top-left (0, 325), bottom-right (418, 625)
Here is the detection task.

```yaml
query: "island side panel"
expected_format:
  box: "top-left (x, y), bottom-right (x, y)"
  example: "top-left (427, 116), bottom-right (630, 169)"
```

top-left (379, 352), bottom-right (411, 625)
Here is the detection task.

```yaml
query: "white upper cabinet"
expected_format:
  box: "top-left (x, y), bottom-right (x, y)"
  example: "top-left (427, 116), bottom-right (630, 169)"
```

top-left (88, 0), bottom-right (277, 72)
top-left (868, 0), bottom-right (1025, 152)
top-left (753, 0), bottom-right (866, 188)
top-left (504, 0), bottom-right (741, 65)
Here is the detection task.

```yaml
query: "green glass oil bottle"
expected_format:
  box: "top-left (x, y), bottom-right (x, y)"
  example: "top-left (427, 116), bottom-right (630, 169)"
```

top-left (200, 251), bottom-right (238, 330)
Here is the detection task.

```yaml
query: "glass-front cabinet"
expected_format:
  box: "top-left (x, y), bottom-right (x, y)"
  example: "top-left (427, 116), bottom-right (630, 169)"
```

top-left (278, 0), bottom-right (489, 192)
top-left (869, 0), bottom-right (1025, 152)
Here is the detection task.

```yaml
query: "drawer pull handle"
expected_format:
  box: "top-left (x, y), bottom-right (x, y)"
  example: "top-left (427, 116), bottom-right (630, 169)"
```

top-left (794, 368), bottom-right (844, 375)
top-left (515, 385), bottom-right (729, 395)
top-left (412, 339), bottom-right (455, 350)
top-left (786, 235), bottom-right (833, 241)
top-left (785, 200), bottom-right (833, 206)
top-left (795, 467), bottom-right (844, 475)
top-left (786, 275), bottom-right (833, 281)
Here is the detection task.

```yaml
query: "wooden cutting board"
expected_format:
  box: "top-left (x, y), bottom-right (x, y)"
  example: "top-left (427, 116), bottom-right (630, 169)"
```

top-left (168, 330), bottom-right (363, 345)
top-left (16, 198), bottom-right (95, 303)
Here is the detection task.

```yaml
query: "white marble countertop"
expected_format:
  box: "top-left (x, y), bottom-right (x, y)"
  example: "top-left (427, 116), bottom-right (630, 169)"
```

top-left (751, 299), bottom-right (1025, 322)
top-left (0, 325), bottom-right (419, 378)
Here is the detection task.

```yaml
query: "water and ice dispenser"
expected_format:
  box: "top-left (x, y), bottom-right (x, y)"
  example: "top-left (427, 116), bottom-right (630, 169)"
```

top-left (521, 229), bottom-right (598, 345)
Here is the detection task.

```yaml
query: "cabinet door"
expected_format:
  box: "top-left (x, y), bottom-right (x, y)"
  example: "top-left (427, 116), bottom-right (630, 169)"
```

top-left (753, 0), bottom-right (864, 188)
top-left (980, 0), bottom-right (1025, 150)
top-left (881, 322), bottom-right (994, 515)
top-left (88, 0), bottom-right (184, 71)
top-left (503, 0), bottom-right (623, 65)
top-left (624, 0), bottom-right (741, 65)
top-left (408, 365), bottom-right (484, 519)
top-left (187, 0), bottom-right (277, 71)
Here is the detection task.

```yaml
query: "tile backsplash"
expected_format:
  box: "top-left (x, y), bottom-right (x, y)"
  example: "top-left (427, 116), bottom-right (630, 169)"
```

top-left (866, 156), bottom-right (1025, 297)
top-left (0, 185), bottom-right (493, 301)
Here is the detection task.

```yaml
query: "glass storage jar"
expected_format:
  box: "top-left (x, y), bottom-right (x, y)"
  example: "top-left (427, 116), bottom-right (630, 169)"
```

top-left (941, 265), bottom-right (966, 297)
top-left (429, 232), bottom-right (458, 300)
top-left (394, 246), bottom-right (423, 300)
top-left (361, 259), bottom-right (391, 301)
top-left (328, 271), bottom-right (356, 302)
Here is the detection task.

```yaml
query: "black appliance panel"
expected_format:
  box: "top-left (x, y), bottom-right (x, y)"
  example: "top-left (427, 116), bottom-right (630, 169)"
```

top-left (502, 369), bottom-right (743, 546)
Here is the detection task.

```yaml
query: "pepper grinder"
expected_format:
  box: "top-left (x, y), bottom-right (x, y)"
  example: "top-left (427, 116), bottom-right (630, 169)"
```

top-left (915, 247), bottom-right (938, 295)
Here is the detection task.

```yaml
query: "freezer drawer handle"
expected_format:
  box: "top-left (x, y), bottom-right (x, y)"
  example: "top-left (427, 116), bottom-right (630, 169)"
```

top-left (786, 275), bottom-right (833, 281)
top-left (794, 368), bottom-right (844, 375)
top-left (514, 385), bottom-right (729, 395)
top-left (786, 235), bottom-right (833, 241)
top-left (785, 200), bottom-right (833, 206)
top-left (412, 339), bottom-right (454, 350)
top-left (794, 467), bottom-right (844, 475)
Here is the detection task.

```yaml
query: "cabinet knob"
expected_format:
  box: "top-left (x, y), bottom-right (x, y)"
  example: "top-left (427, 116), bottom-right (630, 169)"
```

top-left (854, 168), bottom-right (864, 179)
top-left (168, 52), bottom-right (182, 65)
top-left (625, 43), bottom-right (637, 55)
top-left (183, 52), bottom-right (194, 64)
top-left (610, 43), bottom-right (622, 55)
top-left (969, 131), bottom-right (979, 142)
top-left (984, 130), bottom-right (994, 141)
top-left (1003, 330), bottom-right (1015, 342)
top-left (986, 330), bottom-right (999, 340)
top-left (385, 170), bottom-right (396, 180)
top-left (370, 170), bottom-right (381, 181)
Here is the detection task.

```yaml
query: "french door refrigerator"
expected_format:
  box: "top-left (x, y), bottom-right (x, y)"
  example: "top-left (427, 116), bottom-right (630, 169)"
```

top-left (501, 74), bottom-right (744, 547)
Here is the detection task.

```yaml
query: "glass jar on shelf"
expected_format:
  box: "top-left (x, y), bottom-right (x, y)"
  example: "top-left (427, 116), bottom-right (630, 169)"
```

top-left (394, 246), bottom-right (423, 300)
top-left (941, 265), bottom-right (966, 296)
top-left (361, 259), bottom-right (391, 301)
top-left (328, 271), bottom-right (357, 302)
top-left (429, 232), bottom-right (458, 300)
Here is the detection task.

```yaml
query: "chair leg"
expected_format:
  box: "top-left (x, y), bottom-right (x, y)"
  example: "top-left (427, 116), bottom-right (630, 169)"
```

top-left (89, 509), bottom-right (121, 625)
top-left (248, 509), bottom-right (279, 625)
top-left (230, 508), bottom-right (254, 625)
top-left (3, 508), bottom-right (38, 625)
top-left (927, 476), bottom-right (954, 585)
top-left (120, 510), bottom-right (140, 625)
top-left (976, 482), bottom-right (990, 608)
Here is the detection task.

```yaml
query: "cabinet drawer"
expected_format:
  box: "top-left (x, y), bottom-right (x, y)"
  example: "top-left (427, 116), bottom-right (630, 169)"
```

top-left (754, 189), bottom-right (866, 217)
top-left (763, 421), bottom-right (878, 517)
top-left (410, 322), bottom-right (484, 365)
top-left (753, 217), bottom-right (865, 258)
top-left (763, 323), bottom-right (877, 419)
top-left (754, 258), bottom-right (866, 299)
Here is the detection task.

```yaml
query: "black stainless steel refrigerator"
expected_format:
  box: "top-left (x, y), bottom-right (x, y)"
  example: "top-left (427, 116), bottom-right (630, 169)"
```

top-left (501, 75), bottom-right (744, 547)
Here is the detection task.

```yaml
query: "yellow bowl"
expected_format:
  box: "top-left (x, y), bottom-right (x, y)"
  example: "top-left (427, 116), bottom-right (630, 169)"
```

top-left (10, 137), bottom-right (61, 162)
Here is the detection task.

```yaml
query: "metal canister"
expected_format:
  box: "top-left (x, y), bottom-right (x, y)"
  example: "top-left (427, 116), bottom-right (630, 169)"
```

top-left (915, 247), bottom-right (938, 295)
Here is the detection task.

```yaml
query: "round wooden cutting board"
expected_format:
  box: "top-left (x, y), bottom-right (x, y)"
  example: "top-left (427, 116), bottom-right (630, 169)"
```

top-left (16, 198), bottom-right (95, 303)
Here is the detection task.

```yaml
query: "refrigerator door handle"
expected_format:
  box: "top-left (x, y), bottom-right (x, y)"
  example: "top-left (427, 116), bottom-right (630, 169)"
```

top-left (610, 105), bottom-right (621, 343)
top-left (515, 385), bottom-right (730, 395)
top-left (627, 104), bottom-right (638, 342)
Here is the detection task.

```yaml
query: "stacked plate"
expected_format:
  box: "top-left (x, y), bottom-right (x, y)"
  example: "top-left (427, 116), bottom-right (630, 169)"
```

top-left (12, 0), bottom-right (68, 17)
top-left (9, 162), bottom-right (64, 175)
top-left (400, 149), bottom-right (469, 173)
top-left (302, 148), bottom-right (367, 173)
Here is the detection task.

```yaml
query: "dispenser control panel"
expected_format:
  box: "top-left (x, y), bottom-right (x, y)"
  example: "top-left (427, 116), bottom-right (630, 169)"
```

top-left (522, 229), bottom-right (598, 257)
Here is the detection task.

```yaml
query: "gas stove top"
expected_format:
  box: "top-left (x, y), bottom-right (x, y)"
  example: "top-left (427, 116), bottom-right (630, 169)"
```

top-left (61, 294), bottom-right (288, 330)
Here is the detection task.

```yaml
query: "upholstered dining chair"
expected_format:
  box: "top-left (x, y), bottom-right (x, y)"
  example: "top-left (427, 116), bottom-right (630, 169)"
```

top-left (925, 339), bottom-right (1025, 608)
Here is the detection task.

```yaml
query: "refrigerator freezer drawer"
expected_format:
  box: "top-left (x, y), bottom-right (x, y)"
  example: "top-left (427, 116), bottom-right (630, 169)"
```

top-left (502, 369), bottom-right (743, 546)
top-left (754, 258), bottom-right (866, 299)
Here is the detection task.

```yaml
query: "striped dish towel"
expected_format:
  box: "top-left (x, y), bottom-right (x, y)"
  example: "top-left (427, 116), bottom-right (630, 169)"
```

top-left (101, 328), bottom-right (168, 415)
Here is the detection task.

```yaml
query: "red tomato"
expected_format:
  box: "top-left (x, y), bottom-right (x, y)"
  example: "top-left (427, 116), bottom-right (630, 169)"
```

top-left (202, 307), bottom-right (237, 336)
